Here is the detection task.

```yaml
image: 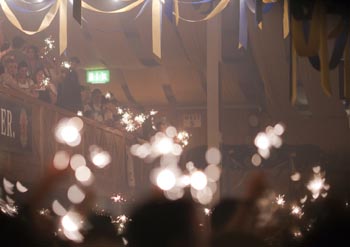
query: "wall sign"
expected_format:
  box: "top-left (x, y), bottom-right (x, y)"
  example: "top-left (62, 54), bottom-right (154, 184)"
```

top-left (0, 97), bottom-right (32, 153)
top-left (183, 112), bottom-right (202, 128)
top-left (86, 70), bottom-right (110, 84)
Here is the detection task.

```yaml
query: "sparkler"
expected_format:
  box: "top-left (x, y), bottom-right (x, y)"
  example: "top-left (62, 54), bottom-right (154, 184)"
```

top-left (291, 204), bottom-right (303, 218)
top-left (275, 194), bottom-right (286, 206)
top-left (44, 36), bottom-right (55, 55)
top-left (0, 199), bottom-right (18, 216)
top-left (253, 123), bottom-right (285, 160)
top-left (307, 166), bottom-right (328, 199)
top-left (111, 194), bottom-right (126, 203)
top-left (176, 130), bottom-right (190, 147)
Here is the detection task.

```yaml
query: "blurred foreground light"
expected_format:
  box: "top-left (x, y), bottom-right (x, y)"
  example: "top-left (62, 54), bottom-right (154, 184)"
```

top-left (55, 118), bottom-right (82, 146)
top-left (165, 126), bottom-right (177, 138)
top-left (251, 153), bottom-right (262, 167)
top-left (190, 171), bottom-right (208, 191)
top-left (70, 154), bottom-right (86, 170)
top-left (154, 134), bottom-right (174, 155)
top-left (205, 147), bottom-right (221, 165)
top-left (67, 185), bottom-right (85, 204)
top-left (290, 172), bottom-right (301, 181)
top-left (75, 166), bottom-right (92, 184)
top-left (254, 133), bottom-right (270, 150)
top-left (3, 178), bottom-right (14, 195)
top-left (196, 187), bottom-right (213, 205)
top-left (52, 200), bottom-right (67, 216)
top-left (16, 181), bottom-right (28, 193)
top-left (91, 151), bottom-right (111, 168)
top-left (63, 229), bottom-right (84, 243)
top-left (205, 164), bottom-right (221, 182)
top-left (156, 169), bottom-right (176, 191)
top-left (164, 187), bottom-right (184, 201)
top-left (273, 123), bottom-right (285, 136)
top-left (61, 212), bottom-right (81, 232)
top-left (53, 151), bottom-right (70, 170)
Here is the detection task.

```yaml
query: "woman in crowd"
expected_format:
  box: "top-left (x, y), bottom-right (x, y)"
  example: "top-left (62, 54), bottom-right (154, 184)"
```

top-left (32, 68), bottom-right (57, 104)
top-left (16, 61), bottom-right (35, 96)
top-left (25, 45), bottom-right (43, 76)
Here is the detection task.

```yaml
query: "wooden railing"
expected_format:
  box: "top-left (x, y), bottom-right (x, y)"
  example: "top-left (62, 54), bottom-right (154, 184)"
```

top-left (0, 87), bottom-right (150, 209)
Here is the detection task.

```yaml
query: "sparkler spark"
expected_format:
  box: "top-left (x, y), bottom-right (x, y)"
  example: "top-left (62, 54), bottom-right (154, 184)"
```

top-left (110, 194), bottom-right (126, 203)
top-left (307, 173), bottom-right (327, 199)
top-left (204, 208), bottom-right (211, 216)
top-left (44, 36), bottom-right (55, 55)
top-left (291, 205), bottom-right (303, 218)
top-left (275, 194), bottom-right (286, 206)
top-left (176, 130), bottom-right (190, 147)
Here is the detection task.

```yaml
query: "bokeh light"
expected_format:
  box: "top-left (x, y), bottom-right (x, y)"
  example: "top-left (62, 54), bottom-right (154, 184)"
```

top-left (156, 169), bottom-right (176, 191)
top-left (53, 151), bottom-right (70, 170)
top-left (67, 185), bottom-right (85, 204)
top-left (205, 147), bottom-right (221, 165)
top-left (70, 154), bottom-right (86, 170)
top-left (190, 171), bottom-right (208, 190)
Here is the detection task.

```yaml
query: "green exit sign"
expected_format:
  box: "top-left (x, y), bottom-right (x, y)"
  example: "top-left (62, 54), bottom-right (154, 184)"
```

top-left (86, 70), bottom-right (110, 84)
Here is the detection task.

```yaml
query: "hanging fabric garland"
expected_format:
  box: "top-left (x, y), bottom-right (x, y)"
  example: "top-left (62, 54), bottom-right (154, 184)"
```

top-left (59, 0), bottom-right (68, 55)
top-left (152, 0), bottom-right (162, 58)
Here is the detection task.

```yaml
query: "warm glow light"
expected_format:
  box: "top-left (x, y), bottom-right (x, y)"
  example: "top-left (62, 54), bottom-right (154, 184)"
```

top-left (67, 185), bottom-right (85, 204)
top-left (52, 200), bottom-right (67, 216)
top-left (205, 164), bottom-right (221, 182)
top-left (70, 154), bottom-right (86, 170)
top-left (62, 213), bottom-right (80, 232)
top-left (254, 133), bottom-right (270, 150)
top-left (205, 148), bottom-right (221, 165)
top-left (16, 181), bottom-right (28, 193)
top-left (53, 151), bottom-right (70, 170)
top-left (75, 166), bottom-right (92, 183)
top-left (154, 135), bottom-right (173, 155)
top-left (156, 169), bottom-right (176, 191)
top-left (190, 171), bottom-right (208, 190)
top-left (91, 151), bottom-right (111, 168)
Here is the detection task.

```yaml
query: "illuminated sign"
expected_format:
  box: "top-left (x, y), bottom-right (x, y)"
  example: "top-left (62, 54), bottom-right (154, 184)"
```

top-left (86, 70), bottom-right (110, 84)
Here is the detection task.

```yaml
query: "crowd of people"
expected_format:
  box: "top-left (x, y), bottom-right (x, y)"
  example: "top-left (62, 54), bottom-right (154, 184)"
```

top-left (0, 36), bottom-right (133, 131)
top-left (1, 170), bottom-right (349, 247)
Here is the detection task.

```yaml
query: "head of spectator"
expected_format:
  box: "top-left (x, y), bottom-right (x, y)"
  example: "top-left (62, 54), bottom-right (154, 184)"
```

top-left (17, 61), bottom-right (29, 79)
top-left (70, 56), bottom-right (80, 70)
top-left (155, 117), bottom-right (169, 133)
top-left (0, 64), bottom-right (4, 75)
top-left (126, 196), bottom-right (198, 247)
top-left (3, 56), bottom-right (18, 77)
top-left (12, 36), bottom-right (25, 50)
top-left (91, 88), bottom-right (102, 107)
top-left (211, 198), bottom-right (240, 234)
top-left (33, 68), bottom-right (46, 85)
top-left (25, 45), bottom-right (39, 60)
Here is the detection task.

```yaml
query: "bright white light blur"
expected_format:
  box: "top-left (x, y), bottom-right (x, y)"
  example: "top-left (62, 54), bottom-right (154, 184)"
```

top-left (16, 181), bottom-right (28, 193)
top-left (273, 123), bottom-right (285, 136)
top-left (204, 208), bottom-right (211, 216)
top-left (63, 229), bottom-right (84, 243)
top-left (186, 162), bottom-right (195, 172)
top-left (254, 133), bottom-right (270, 150)
top-left (307, 174), bottom-right (325, 198)
top-left (91, 151), bottom-right (111, 168)
top-left (165, 126), bottom-right (177, 138)
top-left (275, 194), bottom-right (285, 206)
top-left (156, 169), bottom-right (176, 191)
top-left (75, 166), bottom-right (92, 183)
top-left (190, 171), bottom-right (208, 190)
top-left (258, 148), bottom-right (270, 159)
top-left (62, 212), bottom-right (81, 232)
top-left (196, 187), bottom-right (213, 205)
top-left (164, 187), bottom-right (184, 201)
top-left (205, 164), bottom-right (221, 182)
top-left (290, 172), bottom-right (301, 181)
top-left (53, 151), bottom-right (70, 170)
top-left (105, 92), bottom-right (111, 99)
top-left (3, 178), bottom-right (14, 195)
top-left (68, 117), bottom-right (84, 131)
top-left (135, 143), bottom-right (151, 159)
top-left (300, 195), bottom-right (308, 204)
top-left (70, 154), bottom-right (86, 170)
top-left (172, 144), bottom-right (183, 156)
top-left (179, 175), bottom-right (191, 187)
top-left (291, 205), bottom-right (303, 218)
top-left (312, 166), bottom-right (321, 174)
top-left (6, 195), bottom-right (15, 204)
top-left (77, 111), bottom-right (83, 116)
top-left (67, 185), bottom-right (85, 204)
top-left (61, 125), bottom-right (79, 143)
top-left (251, 153), bottom-right (262, 166)
top-left (205, 148), bottom-right (221, 165)
top-left (155, 136), bottom-right (173, 155)
top-left (52, 200), bottom-right (67, 216)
